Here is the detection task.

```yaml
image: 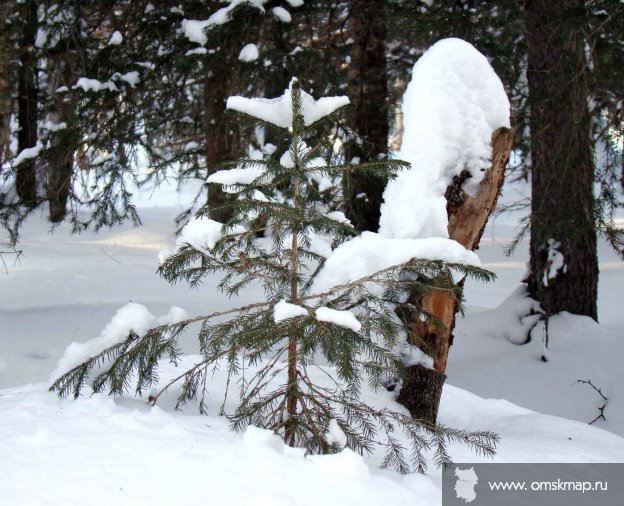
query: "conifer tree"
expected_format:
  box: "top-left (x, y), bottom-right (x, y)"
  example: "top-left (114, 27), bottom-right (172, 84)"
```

top-left (50, 79), bottom-right (497, 473)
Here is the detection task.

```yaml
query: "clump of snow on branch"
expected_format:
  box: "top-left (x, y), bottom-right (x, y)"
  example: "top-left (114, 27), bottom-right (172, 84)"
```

top-left (159, 216), bottom-right (246, 263)
top-left (273, 229), bottom-right (334, 259)
top-left (226, 78), bottom-right (349, 129)
top-left (325, 419), bottom-right (348, 449)
top-left (13, 142), bottom-right (43, 166)
top-left (158, 306), bottom-right (188, 326)
top-left (51, 303), bottom-right (185, 380)
top-left (42, 120), bottom-right (67, 132)
top-left (272, 6), bottom-right (292, 23)
top-left (379, 37), bottom-right (511, 240)
top-left (273, 300), bottom-right (308, 322)
top-left (91, 153), bottom-right (115, 166)
top-left (108, 31), bottom-right (123, 45)
top-left (74, 77), bottom-right (118, 93)
top-left (207, 165), bottom-right (269, 187)
top-left (115, 71), bottom-right (140, 88)
top-left (311, 232), bottom-right (480, 293)
top-left (181, 1), bottom-right (276, 46)
top-left (325, 211), bottom-right (351, 224)
top-left (315, 307), bottom-right (361, 332)
top-left (542, 239), bottom-right (566, 287)
top-left (238, 43), bottom-right (259, 62)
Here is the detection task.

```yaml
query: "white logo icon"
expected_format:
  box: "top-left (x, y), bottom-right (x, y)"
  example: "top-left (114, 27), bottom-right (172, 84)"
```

top-left (454, 466), bottom-right (478, 503)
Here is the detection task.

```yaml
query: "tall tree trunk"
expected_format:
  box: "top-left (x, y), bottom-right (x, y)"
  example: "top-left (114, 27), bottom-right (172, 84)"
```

top-left (398, 127), bottom-right (514, 424)
top-left (522, 0), bottom-right (598, 320)
top-left (16, 0), bottom-right (38, 206)
top-left (47, 37), bottom-right (80, 223)
top-left (344, 0), bottom-right (388, 232)
top-left (0, 0), bottom-right (11, 169)
top-left (202, 57), bottom-right (242, 223)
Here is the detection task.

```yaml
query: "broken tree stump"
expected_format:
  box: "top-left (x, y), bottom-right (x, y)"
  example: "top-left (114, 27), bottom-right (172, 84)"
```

top-left (399, 127), bottom-right (514, 424)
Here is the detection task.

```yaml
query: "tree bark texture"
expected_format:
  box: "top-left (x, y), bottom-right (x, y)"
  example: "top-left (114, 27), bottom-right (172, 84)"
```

top-left (397, 364), bottom-right (446, 426)
top-left (16, 0), bottom-right (38, 206)
top-left (344, 0), bottom-right (388, 232)
top-left (522, 0), bottom-right (598, 320)
top-left (0, 0), bottom-right (11, 169)
top-left (47, 36), bottom-right (80, 223)
top-left (399, 127), bottom-right (514, 423)
top-left (203, 57), bottom-right (241, 223)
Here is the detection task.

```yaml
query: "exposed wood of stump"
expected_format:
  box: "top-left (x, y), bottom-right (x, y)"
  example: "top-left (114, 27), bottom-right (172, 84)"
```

top-left (447, 127), bottom-right (515, 252)
top-left (399, 127), bottom-right (514, 423)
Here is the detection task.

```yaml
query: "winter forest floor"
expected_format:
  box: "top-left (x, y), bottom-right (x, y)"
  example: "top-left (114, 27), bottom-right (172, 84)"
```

top-left (1, 178), bottom-right (623, 505)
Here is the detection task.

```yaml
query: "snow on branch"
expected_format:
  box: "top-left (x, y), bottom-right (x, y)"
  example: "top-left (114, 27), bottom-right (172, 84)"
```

top-left (181, 1), bottom-right (299, 46)
top-left (226, 78), bottom-right (349, 129)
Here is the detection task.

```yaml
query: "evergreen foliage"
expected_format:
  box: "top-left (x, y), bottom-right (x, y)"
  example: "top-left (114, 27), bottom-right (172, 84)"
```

top-left (50, 80), bottom-right (497, 473)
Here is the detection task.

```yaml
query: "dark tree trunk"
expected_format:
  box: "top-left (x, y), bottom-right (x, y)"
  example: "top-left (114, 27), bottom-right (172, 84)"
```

top-left (203, 57), bottom-right (241, 223)
top-left (202, 5), bottom-right (264, 223)
top-left (47, 38), bottom-right (79, 223)
top-left (344, 0), bottom-right (388, 232)
top-left (16, 0), bottom-right (38, 206)
top-left (522, 0), bottom-right (598, 320)
top-left (0, 0), bottom-right (11, 169)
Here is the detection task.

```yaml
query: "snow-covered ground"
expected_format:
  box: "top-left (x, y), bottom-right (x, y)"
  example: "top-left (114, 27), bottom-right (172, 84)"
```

top-left (1, 176), bottom-right (623, 505)
top-left (2, 36), bottom-right (622, 504)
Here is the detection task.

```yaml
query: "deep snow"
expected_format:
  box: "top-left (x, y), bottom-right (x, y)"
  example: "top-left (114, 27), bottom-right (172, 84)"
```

top-left (1, 177), bottom-right (623, 505)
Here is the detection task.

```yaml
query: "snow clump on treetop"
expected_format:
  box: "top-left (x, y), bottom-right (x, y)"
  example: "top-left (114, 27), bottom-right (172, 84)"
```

top-left (226, 78), bottom-right (349, 129)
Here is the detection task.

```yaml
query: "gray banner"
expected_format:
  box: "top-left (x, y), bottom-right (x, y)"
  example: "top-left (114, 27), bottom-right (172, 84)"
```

top-left (442, 463), bottom-right (624, 505)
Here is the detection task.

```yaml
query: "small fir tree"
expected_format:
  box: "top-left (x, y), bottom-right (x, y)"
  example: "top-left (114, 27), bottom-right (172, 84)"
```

top-left (51, 79), bottom-right (497, 473)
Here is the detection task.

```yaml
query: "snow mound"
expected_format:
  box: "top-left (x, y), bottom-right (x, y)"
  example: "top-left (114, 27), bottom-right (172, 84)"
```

top-left (456, 285), bottom-right (542, 345)
top-left (226, 78), bottom-right (349, 129)
top-left (379, 38), bottom-right (510, 240)
top-left (3, 377), bottom-right (623, 506)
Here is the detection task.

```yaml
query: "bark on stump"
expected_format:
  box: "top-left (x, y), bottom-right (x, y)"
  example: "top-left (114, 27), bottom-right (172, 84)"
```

top-left (397, 364), bottom-right (446, 425)
top-left (398, 127), bottom-right (514, 424)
